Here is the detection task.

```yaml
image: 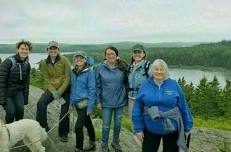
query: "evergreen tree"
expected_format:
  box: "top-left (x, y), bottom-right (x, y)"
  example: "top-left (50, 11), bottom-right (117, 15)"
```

top-left (221, 80), bottom-right (231, 118)
top-left (191, 77), bottom-right (209, 118)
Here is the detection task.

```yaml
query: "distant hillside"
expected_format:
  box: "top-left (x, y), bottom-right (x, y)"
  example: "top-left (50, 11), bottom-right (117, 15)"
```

top-left (143, 40), bottom-right (231, 69)
top-left (0, 41), bottom-right (199, 53)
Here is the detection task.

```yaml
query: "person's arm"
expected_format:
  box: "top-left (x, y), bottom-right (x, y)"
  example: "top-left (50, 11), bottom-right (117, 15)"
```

top-left (87, 70), bottom-right (96, 113)
top-left (0, 59), bottom-right (11, 106)
top-left (176, 82), bottom-right (193, 132)
top-left (95, 65), bottom-right (102, 107)
top-left (23, 63), bottom-right (31, 105)
top-left (132, 84), bottom-right (145, 133)
top-left (57, 57), bottom-right (71, 95)
top-left (40, 61), bottom-right (57, 92)
top-left (69, 72), bottom-right (75, 107)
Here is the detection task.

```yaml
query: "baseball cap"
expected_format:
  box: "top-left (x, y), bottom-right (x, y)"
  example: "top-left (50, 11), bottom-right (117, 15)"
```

top-left (47, 41), bottom-right (59, 49)
top-left (74, 51), bottom-right (87, 59)
top-left (132, 44), bottom-right (145, 52)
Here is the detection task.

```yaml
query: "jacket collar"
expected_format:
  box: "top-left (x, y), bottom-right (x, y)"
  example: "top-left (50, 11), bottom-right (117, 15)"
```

top-left (46, 55), bottom-right (60, 64)
top-left (102, 60), bottom-right (118, 70)
top-left (15, 53), bottom-right (29, 63)
top-left (73, 65), bottom-right (89, 75)
top-left (149, 77), bottom-right (170, 87)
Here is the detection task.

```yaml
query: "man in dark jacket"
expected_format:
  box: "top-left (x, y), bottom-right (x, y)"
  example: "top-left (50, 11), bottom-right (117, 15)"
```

top-left (0, 40), bottom-right (32, 123)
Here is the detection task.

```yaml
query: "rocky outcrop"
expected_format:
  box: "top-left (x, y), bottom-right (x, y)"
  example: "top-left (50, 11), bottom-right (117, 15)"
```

top-left (0, 86), bottom-right (231, 152)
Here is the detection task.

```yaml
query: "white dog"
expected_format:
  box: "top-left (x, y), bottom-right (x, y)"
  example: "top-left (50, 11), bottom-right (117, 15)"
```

top-left (0, 119), bottom-right (47, 152)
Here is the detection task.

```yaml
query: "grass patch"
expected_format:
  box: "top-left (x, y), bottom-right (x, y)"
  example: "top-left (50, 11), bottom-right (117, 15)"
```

top-left (194, 117), bottom-right (231, 131)
top-left (122, 116), bottom-right (132, 132)
top-left (95, 127), bottom-right (101, 141)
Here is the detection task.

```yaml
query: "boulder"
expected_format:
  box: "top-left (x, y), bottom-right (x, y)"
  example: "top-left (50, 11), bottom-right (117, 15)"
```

top-left (0, 86), bottom-right (231, 152)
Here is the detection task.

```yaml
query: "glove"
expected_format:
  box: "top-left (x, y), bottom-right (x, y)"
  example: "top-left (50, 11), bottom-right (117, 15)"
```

top-left (52, 92), bottom-right (61, 100)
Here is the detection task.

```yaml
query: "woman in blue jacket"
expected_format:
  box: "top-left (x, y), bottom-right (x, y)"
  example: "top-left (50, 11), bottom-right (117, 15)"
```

top-left (95, 46), bottom-right (128, 152)
top-left (69, 51), bottom-right (96, 152)
top-left (132, 59), bottom-right (193, 152)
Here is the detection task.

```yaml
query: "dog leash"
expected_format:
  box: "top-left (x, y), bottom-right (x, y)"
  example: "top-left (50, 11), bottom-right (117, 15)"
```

top-left (47, 110), bottom-right (70, 134)
top-left (9, 138), bottom-right (42, 150)
top-left (25, 105), bottom-right (36, 119)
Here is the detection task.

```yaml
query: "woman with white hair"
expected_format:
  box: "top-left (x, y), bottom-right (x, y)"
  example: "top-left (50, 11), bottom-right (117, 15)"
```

top-left (132, 59), bottom-right (193, 152)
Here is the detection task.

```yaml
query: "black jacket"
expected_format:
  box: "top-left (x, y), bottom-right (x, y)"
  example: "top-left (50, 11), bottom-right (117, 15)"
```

top-left (0, 54), bottom-right (31, 105)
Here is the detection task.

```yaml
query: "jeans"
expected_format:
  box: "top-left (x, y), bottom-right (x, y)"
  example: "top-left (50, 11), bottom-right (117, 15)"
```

top-left (102, 107), bottom-right (123, 145)
top-left (4, 91), bottom-right (24, 124)
top-left (75, 107), bottom-right (95, 150)
top-left (36, 88), bottom-right (70, 137)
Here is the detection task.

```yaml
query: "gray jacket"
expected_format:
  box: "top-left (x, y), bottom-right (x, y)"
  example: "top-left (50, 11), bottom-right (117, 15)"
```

top-left (145, 106), bottom-right (188, 151)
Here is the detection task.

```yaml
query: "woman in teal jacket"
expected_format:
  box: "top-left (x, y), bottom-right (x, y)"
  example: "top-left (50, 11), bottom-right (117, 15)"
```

top-left (132, 59), bottom-right (193, 152)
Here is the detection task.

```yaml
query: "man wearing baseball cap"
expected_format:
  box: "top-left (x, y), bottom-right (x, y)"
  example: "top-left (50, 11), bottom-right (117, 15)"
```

top-left (36, 41), bottom-right (71, 142)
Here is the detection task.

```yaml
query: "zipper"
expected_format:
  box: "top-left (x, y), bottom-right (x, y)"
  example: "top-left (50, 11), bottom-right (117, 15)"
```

top-left (19, 64), bottom-right (22, 80)
top-left (158, 85), bottom-right (161, 102)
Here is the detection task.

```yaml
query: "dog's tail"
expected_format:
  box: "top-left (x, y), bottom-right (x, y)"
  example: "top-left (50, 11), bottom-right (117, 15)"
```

top-left (0, 119), bottom-right (4, 133)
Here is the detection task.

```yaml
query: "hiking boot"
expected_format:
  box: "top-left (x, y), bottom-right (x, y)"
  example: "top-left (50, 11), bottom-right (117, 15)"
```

top-left (75, 148), bottom-right (83, 152)
top-left (84, 140), bottom-right (96, 151)
top-left (111, 141), bottom-right (122, 152)
top-left (59, 134), bottom-right (68, 142)
top-left (101, 143), bottom-right (109, 152)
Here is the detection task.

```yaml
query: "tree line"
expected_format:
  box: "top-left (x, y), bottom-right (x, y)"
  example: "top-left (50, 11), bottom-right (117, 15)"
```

top-left (178, 76), bottom-right (231, 119)
top-left (78, 40), bottom-right (231, 69)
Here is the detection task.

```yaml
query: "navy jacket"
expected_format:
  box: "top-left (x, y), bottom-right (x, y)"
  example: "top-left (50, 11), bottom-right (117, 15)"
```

top-left (0, 54), bottom-right (30, 105)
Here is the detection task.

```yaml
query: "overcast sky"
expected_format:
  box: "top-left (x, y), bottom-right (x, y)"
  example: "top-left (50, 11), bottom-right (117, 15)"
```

top-left (0, 0), bottom-right (231, 44)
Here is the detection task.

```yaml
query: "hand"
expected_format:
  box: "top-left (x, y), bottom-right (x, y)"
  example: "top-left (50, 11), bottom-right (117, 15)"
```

top-left (97, 103), bottom-right (102, 110)
top-left (87, 112), bottom-right (92, 116)
top-left (52, 92), bottom-right (61, 100)
top-left (69, 106), bottom-right (75, 113)
top-left (136, 132), bottom-right (144, 142)
top-left (185, 131), bottom-right (191, 140)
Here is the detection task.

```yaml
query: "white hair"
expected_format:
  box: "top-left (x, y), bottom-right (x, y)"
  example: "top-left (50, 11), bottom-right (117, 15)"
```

top-left (148, 59), bottom-right (169, 79)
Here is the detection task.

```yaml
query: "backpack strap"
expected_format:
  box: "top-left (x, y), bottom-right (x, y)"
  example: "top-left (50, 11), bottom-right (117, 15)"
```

top-left (8, 57), bottom-right (16, 71)
top-left (144, 60), bottom-right (151, 78)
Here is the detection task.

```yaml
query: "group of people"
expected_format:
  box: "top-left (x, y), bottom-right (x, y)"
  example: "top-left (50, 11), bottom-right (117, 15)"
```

top-left (0, 40), bottom-right (193, 152)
